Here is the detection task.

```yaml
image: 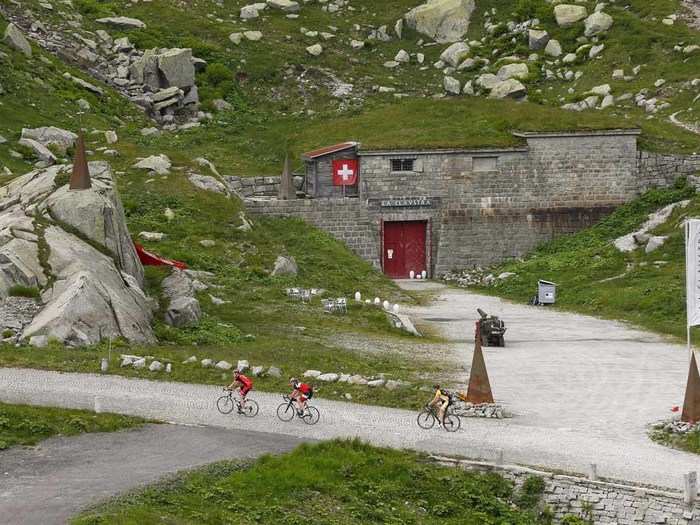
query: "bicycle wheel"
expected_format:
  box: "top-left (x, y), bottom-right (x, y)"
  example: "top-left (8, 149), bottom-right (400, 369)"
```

top-left (417, 409), bottom-right (436, 429)
top-left (217, 395), bottom-right (234, 415)
top-left (302, 406), bottom-right (320, 425)
top-left (443, 413), bottom-right (461, 433)
top-left (241, 399), bottom-right (259, 418)
top-left (277, 402), bottom-right (295, 422)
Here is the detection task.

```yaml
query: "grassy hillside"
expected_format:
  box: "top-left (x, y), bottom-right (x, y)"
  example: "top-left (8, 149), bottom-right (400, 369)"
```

top-left (0, 402), bottom-right (145, 449)
top-left (74, 440), bottom-right (556, 524)
top-left (2, 0), bottom-right (699, 178)
top-left (463, 180), bottom-right (697, 339)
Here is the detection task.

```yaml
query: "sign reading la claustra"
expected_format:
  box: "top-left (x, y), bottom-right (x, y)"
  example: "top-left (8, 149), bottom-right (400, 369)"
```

top-left (380, 197), bottom-right (432, 208)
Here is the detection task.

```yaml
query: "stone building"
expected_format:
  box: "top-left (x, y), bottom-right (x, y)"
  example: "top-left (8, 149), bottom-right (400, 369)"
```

top-left (245, 129), bottom-right (699, 278)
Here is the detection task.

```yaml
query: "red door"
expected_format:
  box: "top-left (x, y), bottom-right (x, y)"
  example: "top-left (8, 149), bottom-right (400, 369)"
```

top-left (383, 221), bottom-right (427, 278)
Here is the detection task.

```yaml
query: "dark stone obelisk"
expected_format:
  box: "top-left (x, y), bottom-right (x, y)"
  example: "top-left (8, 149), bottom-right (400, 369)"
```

top-left (69, 132), bottom-right (91, 190)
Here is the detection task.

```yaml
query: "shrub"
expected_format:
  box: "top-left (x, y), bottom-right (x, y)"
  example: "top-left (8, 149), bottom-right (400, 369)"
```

top-left (204, 63), bottom-right (232, 87)
top-left (8, 285), bottom-right (40, 298)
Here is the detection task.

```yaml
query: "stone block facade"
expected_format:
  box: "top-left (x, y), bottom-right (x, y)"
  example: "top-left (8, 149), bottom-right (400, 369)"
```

top-left (638, 152), bottom-right (700, 191)
top-left (245, 198), bottom-right (380, 266)
top-left (434, 456), bottom-right (700, 525)
top-left (246, 130), bottom-right (700, 277)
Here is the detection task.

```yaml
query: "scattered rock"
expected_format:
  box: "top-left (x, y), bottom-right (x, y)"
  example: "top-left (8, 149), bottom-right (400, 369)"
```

top-left (306, 43), bottom-right (323, 56)
top-left (96, 17), bottom-right (146, 29)
top-left (237, 359), bottom-right (249, 372)
top-left (318, 373), bottom-right (340, 382)
top-left (496, 63), bottom-right (529, 81)
top-left (584, 11), bottom-right (613, 36)
top-left (554, 4), bottom-right (588, 27)
top-left (132, 154), bottom-right (171, 175)
top-left (244, 31), bottom-right (263, 42)
top-left (443, 75), bottom-right (461, 95)
top-left (303, 369), bottom-right (322, 378)
top-left (188, 174), bottom-right (227, 194)
top-left (149, 360), bottom-right (163, 372)
top-left (201, 358), bottom-right (214, 368)
top-left (267, 0), bottom-right (299, 12)
top-left (251, 365), bottom-right (265, 377)
top-left (18, 138), bottom-right (56, 165)
top-left (544, 39), bottom-right (562, 57)
top-left (645, 236), bottom-right (668, 253)
top-left (272, 255), bottom-right (298, 276)
top-left (348, 374), bottom-right (368, 385)
top-left (489, 79), bottom-right (527, 99)
top-left (528, 29), bottom-right (550, 51)
top-left (267, 366), bottom-right (282, 378)
top-left (133, 358), bottom-right (146, 369)
top-left (3, 23), bottom-right (32, 57)
top-left (439, 42), bottom-right (470, 67)
top-left (165, 296), bottom-right (201, 328)
top-left (367, 379), bottom-right (386, 387)
top-left (182, 355), bottom-right (197, 364)
top-left (215, 360), bottom-right (233, 370)
top-left (139, 231), bottom-right (166, 242)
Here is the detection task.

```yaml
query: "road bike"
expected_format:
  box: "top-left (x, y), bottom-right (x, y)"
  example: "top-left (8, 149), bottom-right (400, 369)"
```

top-left (276, 394), bottom-right (320, 425)
top-left (216, 389), bottom-right (259, 418)
top-left (417, 403), bottom-right (461, 432)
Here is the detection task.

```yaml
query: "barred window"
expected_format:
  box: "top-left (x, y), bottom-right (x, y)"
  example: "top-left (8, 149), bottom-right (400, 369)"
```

top-left (391, 158), bottom-right (415, 172)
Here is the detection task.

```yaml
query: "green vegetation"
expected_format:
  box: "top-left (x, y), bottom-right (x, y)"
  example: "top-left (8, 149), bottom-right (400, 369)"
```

top-left (0, 402), bottom-right (145, 450)
top-left (7, 284), bottom-right (40, 298)
top-left (650, 427), bottom-right (700, 455)
top-left (466, 180), bottom-right (697, 339)
top-left (74, 439), bottom-right (553, 524)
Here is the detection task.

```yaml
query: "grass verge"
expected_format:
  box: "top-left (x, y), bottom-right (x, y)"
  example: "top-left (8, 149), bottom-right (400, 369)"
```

top-left (650, 427), bottom-right (700, 455)
top-left (73, 439), bottom-right (554, 525)
top-left (0, 402), bottom-right (145, 450)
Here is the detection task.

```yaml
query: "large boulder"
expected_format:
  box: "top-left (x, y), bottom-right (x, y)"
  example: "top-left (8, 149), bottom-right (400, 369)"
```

top-left (45, 162), bottom-right (144, 285)
top-left (129, 49), bottom-right (160, 90)
top-left (157, 48), bottom-right (195, 88)
top-left (584, 11), bottom-right (613, 36)
top-left (162, 269), bottom-right (202, 328)
top-left (21, 127), bottom-right (77, 155)
top-left (22, 227), bottom-right (154, 346)
top-left (554, 5), bottom-right (588, 27)
top-left (528, 29), bottom-right (550, 51)
top-left (0, 163), bottom-right (154, 346)
top-left (3, 23), bottom-right (31, 57)
top-left (404, 0), bottom-right (476, 43)
top-left (133, 154), bottom-right (171, 175)
top-left (18, 138), bottom-right (56, 164)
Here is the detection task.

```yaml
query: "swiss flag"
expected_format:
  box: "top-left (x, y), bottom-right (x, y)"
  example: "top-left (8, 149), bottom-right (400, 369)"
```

top-left (332, 159), bottom-right (358, 186)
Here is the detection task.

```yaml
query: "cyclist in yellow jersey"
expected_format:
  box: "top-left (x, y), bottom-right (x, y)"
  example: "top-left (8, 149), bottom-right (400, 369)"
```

top-left (428, 384), bottom-right (451, 427)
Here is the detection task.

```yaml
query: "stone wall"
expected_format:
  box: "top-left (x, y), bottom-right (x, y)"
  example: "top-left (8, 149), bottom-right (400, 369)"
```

top-left (245, 198), bottom-right (381, 267)
top-left (434, 456), bottom-right (699, 525)
top-left (638, 152), bottom-right (700, 191)
top-left (226, 176), bottom-right (280, 198)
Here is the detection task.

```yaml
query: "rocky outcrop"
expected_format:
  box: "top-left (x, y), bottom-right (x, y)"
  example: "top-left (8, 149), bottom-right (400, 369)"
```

top-left (404, 0), bottom-right (476, 43)
top-left (272, 255), bottom-right (298, 276)
top-left (20, 127), bottom-right (77, 155)
top-left (0, 162), bottom-right (154, 345)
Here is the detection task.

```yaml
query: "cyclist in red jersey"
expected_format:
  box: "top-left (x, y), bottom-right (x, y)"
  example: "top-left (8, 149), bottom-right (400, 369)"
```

top-left (289, 377), bottom-right (313, 415)
top-left (227, 370), bottom-right (253, 412)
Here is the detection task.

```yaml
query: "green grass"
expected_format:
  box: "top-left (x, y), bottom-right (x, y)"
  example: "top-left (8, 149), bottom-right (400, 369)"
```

top-left (74, 439), bottom-right (552, 525)
top-left (650, 427), bottom-right (700, 454)
top-left (464, 180), bottom-right (698, 339)
top-left (7, 284), bottom-right (40, 298)
top-left (0, 402), bottom-right (145, 450)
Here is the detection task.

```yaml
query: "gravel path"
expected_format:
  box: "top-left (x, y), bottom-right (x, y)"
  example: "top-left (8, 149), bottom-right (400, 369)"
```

top-left (0, 424), bottom-right (304, 525)
top-left (1, 282), bottom-right (699, 516)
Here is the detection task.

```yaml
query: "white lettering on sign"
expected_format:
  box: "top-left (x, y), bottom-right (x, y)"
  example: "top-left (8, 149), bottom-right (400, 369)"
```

top-left (380, 197), bottom-right (432, 208)
top-left (337, 163), bottom-right (354, 181)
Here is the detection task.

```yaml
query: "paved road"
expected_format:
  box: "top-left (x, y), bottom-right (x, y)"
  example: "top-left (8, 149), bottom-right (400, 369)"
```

top-left (1, 283), bottom-right (699, 522)
top-left (0, 424), bottom-right (304, 525)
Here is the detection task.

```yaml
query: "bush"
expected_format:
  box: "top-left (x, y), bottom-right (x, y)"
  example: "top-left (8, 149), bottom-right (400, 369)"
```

top-left (204, 63), bottom-right (232, 87)
top-left (8, 285), bottom-right (40, 298)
